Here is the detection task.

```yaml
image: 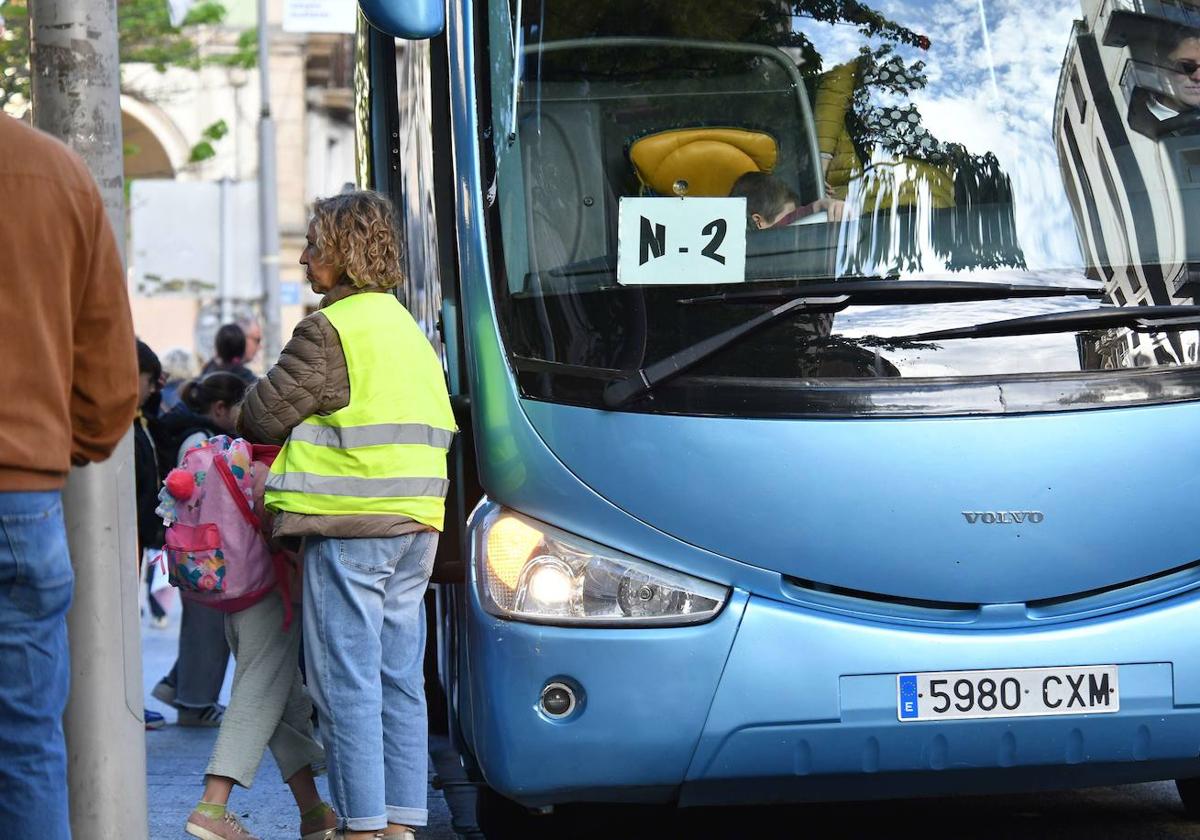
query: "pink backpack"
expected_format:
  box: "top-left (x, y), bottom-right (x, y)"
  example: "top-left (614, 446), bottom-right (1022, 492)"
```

top-left (159, 436), bottom-right (290, 619)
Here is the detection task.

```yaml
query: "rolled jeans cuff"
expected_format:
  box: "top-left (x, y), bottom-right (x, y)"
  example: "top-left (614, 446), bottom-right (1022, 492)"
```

top-left (345, 813), bottom-right (388, 831)
top-left (387, 805), bottom-right (429, 827)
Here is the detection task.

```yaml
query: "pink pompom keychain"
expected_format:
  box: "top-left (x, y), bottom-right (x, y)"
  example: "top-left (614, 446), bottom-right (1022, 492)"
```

top-left (164, 468), bottom-right (196, 500)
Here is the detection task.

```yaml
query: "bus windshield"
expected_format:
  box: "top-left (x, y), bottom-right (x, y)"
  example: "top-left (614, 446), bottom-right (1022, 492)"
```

top-left (482, 0), bottom-right (1200, 415)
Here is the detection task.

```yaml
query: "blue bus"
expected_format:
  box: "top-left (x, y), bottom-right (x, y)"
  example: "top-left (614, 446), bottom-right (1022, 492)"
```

top-left (356, 0), bottom-right (1200, 828)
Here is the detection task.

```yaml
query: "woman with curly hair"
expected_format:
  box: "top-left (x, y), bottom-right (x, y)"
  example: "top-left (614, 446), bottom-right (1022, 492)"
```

top-left (238, 190), bottom-right (456, 840)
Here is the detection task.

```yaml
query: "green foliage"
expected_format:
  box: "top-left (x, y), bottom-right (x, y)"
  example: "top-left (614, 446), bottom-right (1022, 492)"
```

top-left (189, 140), bottom-right (217, 162)
top-left (201, 118), bottom-right (229, 141)
top-left (118, 0), bottom-right (224, 71)
top-left (210, 29), bottom-right (258, 70)
top-left (183, 1), bottom-right (227, 26)
top-left (1, 0), bottom-right (256, 117)
top-left (188, 118), bottom-right (229, 161)
top-left (0, 0), bottom-right (31, 115)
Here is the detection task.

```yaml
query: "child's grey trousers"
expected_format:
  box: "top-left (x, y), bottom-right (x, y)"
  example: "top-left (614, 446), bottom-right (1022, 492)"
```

top-left (206, 593), bottom-right (325, 787)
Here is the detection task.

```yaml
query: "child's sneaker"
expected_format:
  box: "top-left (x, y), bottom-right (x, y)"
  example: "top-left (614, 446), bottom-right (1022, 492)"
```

top-left (143, 709), bottom-right (165, 730)
top-left (177, 703), bottom-right (224, 727)
top-left (151, 678), bottom-right (177, 707)
top-left (185, 804), bottom-right (259, 840)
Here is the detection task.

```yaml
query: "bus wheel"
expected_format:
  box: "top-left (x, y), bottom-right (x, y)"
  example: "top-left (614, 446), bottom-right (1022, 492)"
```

top-left (1176, 777), bottom-right (1200, 819)
top-left (475, 787), bottom-right (554, 838)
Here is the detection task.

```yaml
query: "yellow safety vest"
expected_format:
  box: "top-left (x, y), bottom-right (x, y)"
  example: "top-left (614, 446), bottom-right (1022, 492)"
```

top-left (264, 292), bottom-right (456, 530)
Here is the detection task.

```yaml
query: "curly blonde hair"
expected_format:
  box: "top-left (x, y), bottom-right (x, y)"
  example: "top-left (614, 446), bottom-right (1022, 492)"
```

top-left (310, 190), bottom-right (405, 290)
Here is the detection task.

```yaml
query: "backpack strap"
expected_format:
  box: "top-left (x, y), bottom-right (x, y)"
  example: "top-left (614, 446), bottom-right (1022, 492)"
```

top-left (212, 456), bottom-right (261, 531)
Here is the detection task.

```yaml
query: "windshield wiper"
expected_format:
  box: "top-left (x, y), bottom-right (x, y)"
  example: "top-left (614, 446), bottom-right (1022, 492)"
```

top-left (899, 305), bottom-right (1200, 341)
top-left (682, 279), bottom-right (1103, 305)
top-left (602, 281), bottom-right (1101, 408)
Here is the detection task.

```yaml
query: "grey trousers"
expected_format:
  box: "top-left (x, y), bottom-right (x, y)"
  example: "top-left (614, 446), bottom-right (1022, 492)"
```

top-left (206, 594), bottom-right (325, 787)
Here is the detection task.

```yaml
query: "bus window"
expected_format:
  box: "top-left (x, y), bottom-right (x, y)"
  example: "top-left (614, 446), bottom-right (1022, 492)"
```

top-left (476, 0), bottom-right (1200, 414)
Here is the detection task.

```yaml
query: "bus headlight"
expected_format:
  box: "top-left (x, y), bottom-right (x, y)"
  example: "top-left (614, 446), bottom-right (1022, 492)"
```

top-left (475, 506), bottom-right (728, 625)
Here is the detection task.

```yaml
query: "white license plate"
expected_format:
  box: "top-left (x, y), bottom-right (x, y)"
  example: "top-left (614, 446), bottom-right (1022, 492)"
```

top-left (896, 665), bottom-right (1119, 722)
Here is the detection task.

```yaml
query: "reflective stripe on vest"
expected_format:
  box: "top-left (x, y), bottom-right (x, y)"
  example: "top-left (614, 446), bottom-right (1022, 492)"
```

top-left (265, 471), bottom-right (449, 499)
top-left (264, 292), bottom-right (456, 530)
top-left (288, 422), bottom-right (454, 450)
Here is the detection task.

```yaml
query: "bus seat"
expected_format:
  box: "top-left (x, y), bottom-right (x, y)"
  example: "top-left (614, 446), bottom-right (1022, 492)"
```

top-left (629, 128), bottom-right (778, 197)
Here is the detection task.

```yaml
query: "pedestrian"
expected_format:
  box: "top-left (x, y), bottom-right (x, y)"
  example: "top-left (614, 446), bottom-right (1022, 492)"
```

top-left (0, 113), bottom-right (139, 839)
top-left (134, 340), bottom-right (169, 729)
top-left (176, 450), bottom-right (335, 840)
top-left (151, 372), bottom-right (249, 726)
top-left (159, 346), bottom-right (198, 415)
top-left (135, 342), bottom-right (165, 564)
top-left (202, 323), bottom-right (258, 386)
top-left (237, 314), bottom-right (263, 367)
top-left (239, 190), bottom-right (456, 839)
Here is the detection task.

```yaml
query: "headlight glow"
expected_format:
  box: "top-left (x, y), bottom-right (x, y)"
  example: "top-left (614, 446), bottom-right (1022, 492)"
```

top-left (475, 505), bottom-right (728, 626)
top-left (521, 557), bottom-right (576, 611)
top-left (484, 514), bottom-right (543, 589)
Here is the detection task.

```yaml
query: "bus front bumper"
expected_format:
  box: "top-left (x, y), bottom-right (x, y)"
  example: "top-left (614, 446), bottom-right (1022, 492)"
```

top-left (462, 586), bottom-right (1200, 807)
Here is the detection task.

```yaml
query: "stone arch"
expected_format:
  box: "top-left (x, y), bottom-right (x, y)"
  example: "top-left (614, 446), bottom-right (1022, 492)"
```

top-left (121, 95), bottom-right (190, 179)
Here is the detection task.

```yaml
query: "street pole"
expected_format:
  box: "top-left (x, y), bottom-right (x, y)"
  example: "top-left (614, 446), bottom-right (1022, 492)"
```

top-left (220, 177), bottom-right (235, 323)
top-left (257, 0), bottom-right (283, 361)
top-left (28, 2), bottom-right (150, 839)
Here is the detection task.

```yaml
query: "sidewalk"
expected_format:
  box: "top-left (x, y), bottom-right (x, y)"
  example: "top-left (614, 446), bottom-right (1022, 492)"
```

top-left (141, 585), bottom-right (457, 839)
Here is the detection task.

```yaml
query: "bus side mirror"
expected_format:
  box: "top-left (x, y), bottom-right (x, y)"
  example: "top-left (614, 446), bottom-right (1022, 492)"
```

top-left (358, 0), bottom-right (444, 39)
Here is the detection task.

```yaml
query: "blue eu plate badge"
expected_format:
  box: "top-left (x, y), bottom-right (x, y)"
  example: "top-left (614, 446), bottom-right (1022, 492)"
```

top-left (898, 675), bottom-right (919, 719)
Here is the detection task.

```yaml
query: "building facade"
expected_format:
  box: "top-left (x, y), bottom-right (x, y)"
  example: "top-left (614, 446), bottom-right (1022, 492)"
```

top-left (121, 0), bottom-right (355, 372)
top-left (1055, 0), bottom-right (1200, 369)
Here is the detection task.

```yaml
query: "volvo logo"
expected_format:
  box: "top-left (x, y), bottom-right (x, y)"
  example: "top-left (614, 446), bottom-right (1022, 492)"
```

top-left (962, 511), bottom-right (1045, 524)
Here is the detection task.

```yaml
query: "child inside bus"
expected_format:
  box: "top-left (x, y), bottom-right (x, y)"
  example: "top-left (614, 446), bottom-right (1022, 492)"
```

top-left (730, 170), bottom-right (845, 228)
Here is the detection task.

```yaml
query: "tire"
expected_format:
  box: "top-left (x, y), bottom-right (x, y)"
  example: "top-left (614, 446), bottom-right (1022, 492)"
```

top-left (1177, 777), bottom-right (1200, 819)
top-left (475, 786), bottom-right (554, 839)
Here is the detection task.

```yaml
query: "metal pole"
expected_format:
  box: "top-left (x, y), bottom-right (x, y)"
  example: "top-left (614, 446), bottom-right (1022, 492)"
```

top-left (28, 1), bottom-right (149, 839)
top-left (220, 177), bottom-right (235, 323)
top-left (257, 0), bottom-right (283, 361)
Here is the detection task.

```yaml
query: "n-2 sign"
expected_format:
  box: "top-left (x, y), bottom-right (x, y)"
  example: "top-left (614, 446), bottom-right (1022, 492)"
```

top-left (617, 197), bottom-right (747, 286)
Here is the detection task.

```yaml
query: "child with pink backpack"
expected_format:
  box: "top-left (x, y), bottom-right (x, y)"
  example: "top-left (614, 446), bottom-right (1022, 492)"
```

top-left (159, 435), bottom-right (337, 840)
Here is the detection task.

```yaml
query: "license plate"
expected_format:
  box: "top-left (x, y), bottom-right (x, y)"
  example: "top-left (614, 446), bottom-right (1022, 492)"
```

top-left (896, 665), bottom-right (1119, 722)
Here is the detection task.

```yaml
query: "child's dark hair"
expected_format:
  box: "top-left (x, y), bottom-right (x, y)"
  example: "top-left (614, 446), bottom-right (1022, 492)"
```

top-left (729, 171), bottom-right (801, 227)
top-left (181, 372), bottom-right (248, 414)
top-left (136, 339), bottom-right (162, 381)
top-left (214, 323), bottom-right (247, 364)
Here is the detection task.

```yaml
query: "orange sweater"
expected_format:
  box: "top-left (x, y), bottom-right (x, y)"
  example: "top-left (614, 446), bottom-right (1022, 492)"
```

top-left (0, 115), bottom-right (137, 490)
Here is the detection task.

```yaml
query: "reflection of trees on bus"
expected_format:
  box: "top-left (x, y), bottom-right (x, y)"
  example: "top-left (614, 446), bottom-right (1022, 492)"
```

top-left (809, 46), bottom-right (1025, 275)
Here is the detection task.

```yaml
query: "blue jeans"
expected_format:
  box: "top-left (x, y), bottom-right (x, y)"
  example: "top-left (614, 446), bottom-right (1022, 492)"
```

top-left (161, 597), bottom-right (230, 707)
top-left (0, 491), bottom-right (73, 840)
top-left (303, 532), bottom-right (437, 831)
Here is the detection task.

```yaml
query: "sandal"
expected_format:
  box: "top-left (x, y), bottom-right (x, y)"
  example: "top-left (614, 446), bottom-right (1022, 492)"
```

top-left (299, 802), bottom-right (337, 840)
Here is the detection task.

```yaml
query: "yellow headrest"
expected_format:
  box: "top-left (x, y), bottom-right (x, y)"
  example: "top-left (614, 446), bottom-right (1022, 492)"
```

top-left (630, 128), bottom-right (779, 197)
